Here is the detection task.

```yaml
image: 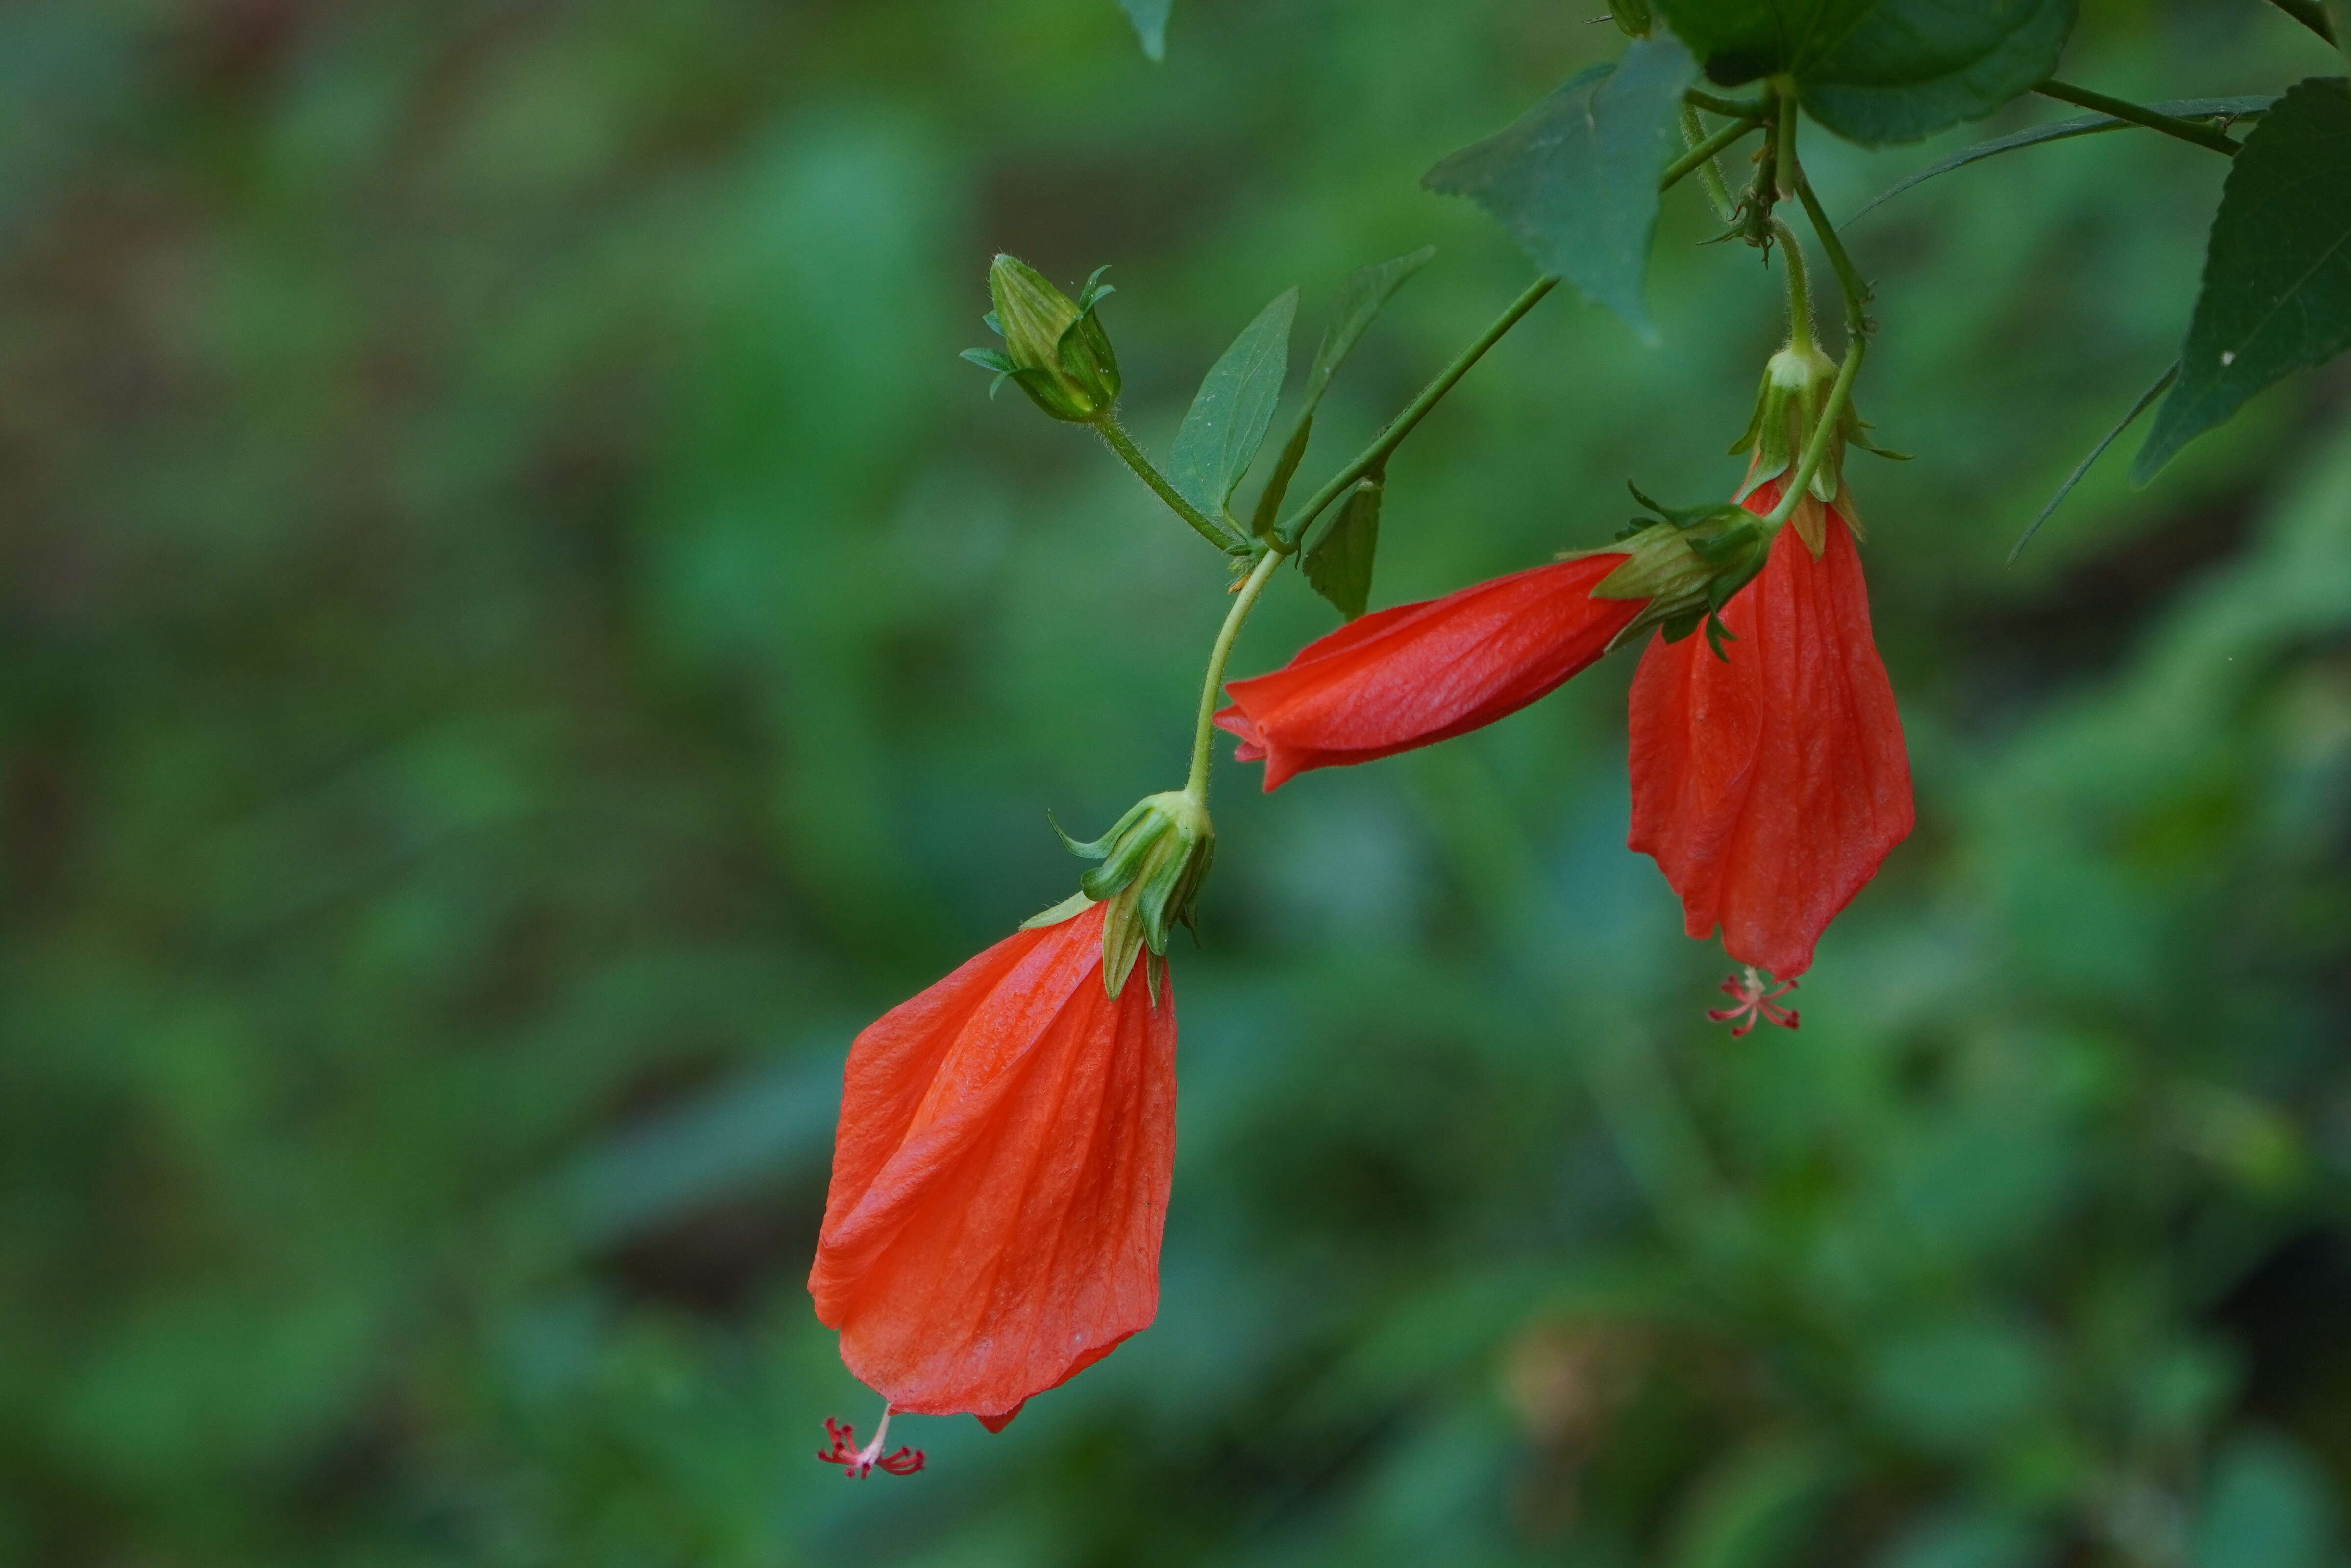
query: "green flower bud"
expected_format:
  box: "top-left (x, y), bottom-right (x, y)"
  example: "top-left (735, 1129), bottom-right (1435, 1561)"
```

top-left (1038, 790), bottom-right (1214, 998)
top-left (961, 255), bottom-right (1121, 423)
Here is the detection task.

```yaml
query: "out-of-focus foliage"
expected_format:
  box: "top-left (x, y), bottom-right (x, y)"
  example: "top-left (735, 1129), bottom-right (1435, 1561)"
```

top-left (2, 1), bottom-right (2347, 1564)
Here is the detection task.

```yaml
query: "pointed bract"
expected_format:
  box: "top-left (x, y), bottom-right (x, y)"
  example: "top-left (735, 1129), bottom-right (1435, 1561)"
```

top-left (809, 902), bottom-right (1176, 1426)
top-left (1215, 555), bottom-right (1642, 789)
top-left (1626, 482), bottom-right (1912, 979)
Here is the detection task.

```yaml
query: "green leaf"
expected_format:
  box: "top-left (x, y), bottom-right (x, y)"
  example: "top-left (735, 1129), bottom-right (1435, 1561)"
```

top-left (1847, 98), bottom-right (2277, 224)
top-left (1423, 34), bottom-right (1696, 338)
top-left (1304, 477), bottom-right (1382, 619)
top-left (1118, 0), bottom-right (1171, 60)
top-left (1249, 246), bottom-right (1435, 536)
top-left (2008, 360), bottom-right (2176, 562)
top-left (1654, 0), bottom-right (2078, 146)
top-left (1172, 286), bottom-right (1297, 516)
top-left (1302, 245), bottom-right (1435, 409)
top-left (2135, 76), bottom-right (2351, 484)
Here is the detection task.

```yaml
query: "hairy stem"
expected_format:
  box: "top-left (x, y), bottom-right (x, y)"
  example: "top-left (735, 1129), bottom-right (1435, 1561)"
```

top-left (2035, 79), bottom-right (2243, 155)
top-left (1186, 549), bottom-right (1286, 801)
top-left (1795, 175), bottom-right (1868, 340)
top-left (1773, 220), bottom-right (1814, 354)
top-left (1096, 416), bottom-right (1245, 551)
top-left (1680, 106), bottom-right (1738, 222)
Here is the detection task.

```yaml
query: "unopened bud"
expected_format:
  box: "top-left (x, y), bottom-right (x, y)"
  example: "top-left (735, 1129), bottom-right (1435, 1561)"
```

top-left (962, 255), bottom-right (1121, 423)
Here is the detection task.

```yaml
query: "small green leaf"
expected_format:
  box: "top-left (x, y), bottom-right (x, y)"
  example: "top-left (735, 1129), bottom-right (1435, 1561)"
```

top-left (1655, 0), bottom-right (2078, 146)
top-left (2135, 76), bottom-right (2351, 484)
top-left (1302, 245), bottom-right (1435, 410)
top-left (2008, 360), bottom-right (2177, 562)
top-left (1847, 98), bottom-right (2277, 224)
top-left (1249, 246), bottom-right (1435, 536)
top-left (1118, 0), bottom-right (1171, 61)
top-left (1172, 286), bottom-right (1298, 516)
top-left (1304, 477), bottom-right (1382, 620)
top-left (1423, 34), bottom-right (1696, 338)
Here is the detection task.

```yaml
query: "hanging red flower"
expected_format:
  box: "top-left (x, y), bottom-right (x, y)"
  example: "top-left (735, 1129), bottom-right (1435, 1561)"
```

top-left (808, 900), bottom-right (1176, 1434)
top-left (1626, 479), bottom-right (1910, 981)
top-left (1213, 554), bottom-right (1639, 788)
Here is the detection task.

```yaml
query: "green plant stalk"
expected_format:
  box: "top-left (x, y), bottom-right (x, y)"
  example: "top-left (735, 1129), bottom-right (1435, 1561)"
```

top-left (1765, 175), bottom-right (1870, 528)
top-left (1773, 79), bottom-right (1800, 199)
top-left (1683, 86), bottom-right (1766, 119)
top-left (1774, 220), bottom-right (1814, 355)
top-left (1186, 547), bottom-right (1286, 801)
top-left (1680, 105), bottom-right (1738, 222)
top-left (1097, 415), bottom-right (1245, 551)
top-left (1277, 117), bottom-right (1761, 554)
top-left (2035, 79), bottom-right (2242, 155)
top-left (1796, 175), bottom-right (1869, 338)
top-left (2262, 0), bottom-right (2337, 43)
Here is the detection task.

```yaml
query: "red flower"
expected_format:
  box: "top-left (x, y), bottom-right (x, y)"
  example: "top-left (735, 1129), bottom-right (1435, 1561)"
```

top-left (808, 900), bottom-right (1176, 1431)
top-left (1213, 555), bottom-right (1640, 789)
top-left (1626, 481), bottom-right (1910, 980)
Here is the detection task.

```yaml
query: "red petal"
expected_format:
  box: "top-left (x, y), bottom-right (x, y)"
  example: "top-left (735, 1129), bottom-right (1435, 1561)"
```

top-left (1221, 556), bottom-right (1637, 789)
top-left (1626, 499), bottom-right (1911, 979)
top-left (808, 903), bottom-right (1177, 1419)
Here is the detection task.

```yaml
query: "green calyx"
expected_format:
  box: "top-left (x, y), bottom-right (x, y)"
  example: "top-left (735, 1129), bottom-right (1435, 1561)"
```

top-left (1039, 789), bottom-right (1215, 999)
top-left (962, 255), bottom-right (1121, 423)
top-left (1728, 343), bottom-right (1902, 551)
top-left (1584, 484), bottom-right (1773, 658)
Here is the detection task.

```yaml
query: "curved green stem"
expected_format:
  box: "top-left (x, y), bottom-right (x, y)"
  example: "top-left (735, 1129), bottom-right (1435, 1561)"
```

top-left (1773, 220), bottom-right (1814, 354)
top-left (1275, 118), bottom-right (1759, 556)
top-left (1185, 549), bottom-right (1286, 802)
top-left (1097, 415), bottom-right (1246, 551)
top-left (1773, 79), bottom-right (1801, 199)
top-left (1683, 86), bottom-right (1766, 119)
top-left (1275, 274), bottom-right (1558, 550)
top-left (2035, 79), bottom-right (2242, 155)
top-left (1680, 106), bottom-right (1738, 222)
top-left (1663, 115), bottom-right (1764, 196)
top-left (1794, 175), bottom-right (1868, 339)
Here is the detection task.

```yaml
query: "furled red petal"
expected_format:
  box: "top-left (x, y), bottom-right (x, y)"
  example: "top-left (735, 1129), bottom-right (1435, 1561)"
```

top-left (1217, 555), bottom-right (1638, 789)
top-left (808, 903), bottom-right (1177, 1425)
top-left (1626, 495), bottom-right (1911, 979)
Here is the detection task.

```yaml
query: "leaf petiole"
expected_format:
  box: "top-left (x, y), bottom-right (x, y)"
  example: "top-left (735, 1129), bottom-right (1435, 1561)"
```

top-left (2034, 79), bottom-right (2242, 155)
top-left (1096, 415), bottom-right (1249, 553)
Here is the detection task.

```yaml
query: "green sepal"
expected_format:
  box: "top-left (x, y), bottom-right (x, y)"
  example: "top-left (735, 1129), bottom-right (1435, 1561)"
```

top-left (1053, 790), bottom-right (1216, 997)
top-left (1021, 890), bottom-right (1095, 930)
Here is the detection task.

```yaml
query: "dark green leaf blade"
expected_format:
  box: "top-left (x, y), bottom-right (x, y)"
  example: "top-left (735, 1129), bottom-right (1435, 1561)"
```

top-left (1303, 245), bottom-right (1435, 410)
top-left (1655, 0), bottom-right (2077, 146)
top-left (1247, 246), bottom-right (1435, 537)
top-left (1118, 0), bottom-right (1171, 61)
top-left (1172, 287), bottom-right (1299, 514)
top-left (1423, 34), bottom-right (1696, 339)
top-left (2136, 77), bottom-right (2351, 484)
top-left (2009, 360), bottom-right (2177, 563)
top-left (1305, 478), bottom-right (1382, 620)
top-left (1846, 98), bottom-right (2277, 225)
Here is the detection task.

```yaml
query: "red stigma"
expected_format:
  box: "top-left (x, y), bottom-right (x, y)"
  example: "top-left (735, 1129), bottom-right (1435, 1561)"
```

top-left (816, 1408), bottom-right (925, 1478)
top-left (1706, 966), bottom-right (1799, 1037)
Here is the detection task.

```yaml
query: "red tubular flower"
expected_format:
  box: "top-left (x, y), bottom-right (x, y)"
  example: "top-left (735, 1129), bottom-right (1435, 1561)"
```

top-left (1213, 555), bottom-right (1640, 789)
top-left (1626, 480), bottom-right (1911, 980)
top-left (808, 900), bottom-right (1176, 1431)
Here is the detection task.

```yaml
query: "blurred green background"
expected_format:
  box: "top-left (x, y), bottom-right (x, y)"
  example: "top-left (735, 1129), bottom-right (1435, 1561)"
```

top-left (4, 1), bottom-right (2350, 1563)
